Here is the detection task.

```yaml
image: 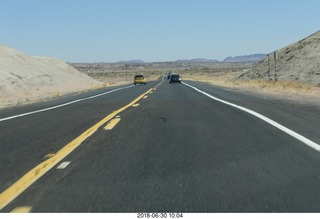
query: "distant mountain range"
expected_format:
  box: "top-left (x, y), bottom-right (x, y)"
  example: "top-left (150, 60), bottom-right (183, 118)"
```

top-left (118, 59), bottom-right (145, 64)
top-left (174, 58), bottom-right (219, 63)
top-left (223, 54), bottom-right (267, 62)
top-left (117, 54), bottom-right (267, 64)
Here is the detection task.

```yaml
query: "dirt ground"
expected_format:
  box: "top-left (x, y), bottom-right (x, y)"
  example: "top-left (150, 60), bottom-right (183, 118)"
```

top-left (3, 58), bottom-right (318, 110)
top-left (76, 62), bottom-right (320, 107)
top-left (181, 70), bottom-right (320, 106)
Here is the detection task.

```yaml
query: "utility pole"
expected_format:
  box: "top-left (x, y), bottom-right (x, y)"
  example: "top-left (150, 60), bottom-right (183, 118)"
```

top-left (274, 51), bottom-right (277, 81)
top-left (267, 54), bottom-right (270, 80)
top-left (125, 64), bottom-right (128, 82)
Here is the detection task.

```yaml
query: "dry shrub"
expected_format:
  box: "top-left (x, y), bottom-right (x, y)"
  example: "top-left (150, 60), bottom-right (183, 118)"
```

top-left (183, 72), bottom-right (320, 98)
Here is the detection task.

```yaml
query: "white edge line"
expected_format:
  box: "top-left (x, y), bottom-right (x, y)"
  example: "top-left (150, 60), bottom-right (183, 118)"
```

top-left (0, 85), bottom-right (135, 122)
top-left (182, 82), bottom-right (320, 152)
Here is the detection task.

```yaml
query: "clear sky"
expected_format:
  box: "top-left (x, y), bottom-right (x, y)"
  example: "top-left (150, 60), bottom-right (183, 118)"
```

top-left (1, 0), bottom-right (319, 62)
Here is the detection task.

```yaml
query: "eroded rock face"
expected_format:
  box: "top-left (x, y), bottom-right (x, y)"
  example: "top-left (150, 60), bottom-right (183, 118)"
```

top-left (238, 31), bottom-right (320, 86)
top-left (0, 45), bottom-right (102, 108)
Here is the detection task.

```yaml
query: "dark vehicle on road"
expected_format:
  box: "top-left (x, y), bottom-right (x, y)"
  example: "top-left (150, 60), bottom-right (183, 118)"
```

top-left (169, 74), bottom-right (181, 83)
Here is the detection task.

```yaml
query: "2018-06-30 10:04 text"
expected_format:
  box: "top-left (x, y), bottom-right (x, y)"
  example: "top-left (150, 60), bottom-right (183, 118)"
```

top-left (137, 213), bottom-right (183, 218)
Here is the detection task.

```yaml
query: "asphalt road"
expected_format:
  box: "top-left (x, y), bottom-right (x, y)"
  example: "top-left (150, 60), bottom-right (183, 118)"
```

top-left (1, 77), bottom-right (320, 212)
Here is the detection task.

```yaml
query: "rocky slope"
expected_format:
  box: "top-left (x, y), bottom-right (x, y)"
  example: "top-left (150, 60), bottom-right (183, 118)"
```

top-left (238, 31), bottom-right (320, 86)
top-left (0, 45), bottom-right (102, 109)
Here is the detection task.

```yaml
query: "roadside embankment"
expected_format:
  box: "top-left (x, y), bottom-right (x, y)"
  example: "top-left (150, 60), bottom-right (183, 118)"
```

top-left (0, 45), bottom-right (102, 109)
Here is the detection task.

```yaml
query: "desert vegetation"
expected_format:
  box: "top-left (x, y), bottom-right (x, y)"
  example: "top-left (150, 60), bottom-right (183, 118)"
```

top-left (72, 61), bottom-right (320, 106)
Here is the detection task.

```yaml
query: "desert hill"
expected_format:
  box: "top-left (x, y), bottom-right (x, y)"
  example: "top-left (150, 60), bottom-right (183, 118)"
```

top-left (238, 31), bottom-right (320, 86)
top-left (0, 45), bottom-right (102, 109)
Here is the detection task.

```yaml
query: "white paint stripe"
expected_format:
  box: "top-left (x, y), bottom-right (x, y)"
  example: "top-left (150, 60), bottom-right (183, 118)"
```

top-left (56, 161), bottom-right (71, 169)
top-left (182, 82), bottom-right (320, 152)
top-left (0, 85), bottom-right (134, 122)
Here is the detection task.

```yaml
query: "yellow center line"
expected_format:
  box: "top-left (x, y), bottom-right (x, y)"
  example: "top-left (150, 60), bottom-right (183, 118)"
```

top-left (43, 153), bottom-right (55, 159)
top-left (11, 206), bottom-right (32, 213)
top-left (132, 103), bottom-right (140, 107)
top-left (0, 83), bottom-right (162, 210)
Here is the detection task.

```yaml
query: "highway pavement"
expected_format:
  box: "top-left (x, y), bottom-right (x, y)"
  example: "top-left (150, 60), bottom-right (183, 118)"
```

top-left (1, 76), bottom-right (320, 212)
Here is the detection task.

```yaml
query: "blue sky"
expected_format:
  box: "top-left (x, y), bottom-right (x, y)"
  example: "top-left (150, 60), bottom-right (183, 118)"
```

top-left (1, 0), bottom-right (319, 62)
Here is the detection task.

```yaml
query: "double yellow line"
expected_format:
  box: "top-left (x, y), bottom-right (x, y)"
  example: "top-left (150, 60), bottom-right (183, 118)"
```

top-left (0, 83), bottom-right (160, 211)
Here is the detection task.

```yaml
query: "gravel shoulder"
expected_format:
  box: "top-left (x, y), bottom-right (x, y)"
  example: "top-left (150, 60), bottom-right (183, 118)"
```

top-left (182, 71), bottom-right (320, 107)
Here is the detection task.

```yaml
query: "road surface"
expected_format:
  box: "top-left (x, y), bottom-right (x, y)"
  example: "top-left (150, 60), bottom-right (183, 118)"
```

top-left (1, 77), bottom-right (320, 212)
